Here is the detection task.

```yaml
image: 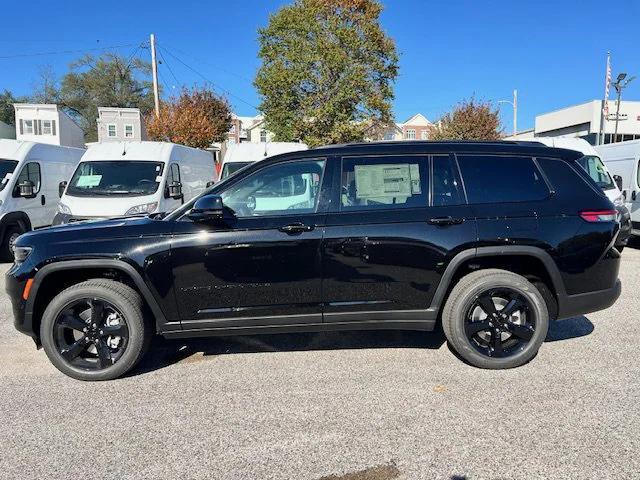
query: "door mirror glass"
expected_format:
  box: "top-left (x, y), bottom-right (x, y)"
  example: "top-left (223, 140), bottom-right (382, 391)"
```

top-left (613, 174), bottom-right (623, 191)
top-left (167, 181), bottom-right (183, 199)
top-left (59, 181), bottom-right (67, 198)
top-left (17, 180), bottom-right (35, 198)
top-left (188, 195), bottom-right (224, 222)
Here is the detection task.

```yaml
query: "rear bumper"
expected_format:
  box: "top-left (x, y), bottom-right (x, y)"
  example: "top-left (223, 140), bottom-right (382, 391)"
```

top-left (557, 279), bottom-right (621, 320)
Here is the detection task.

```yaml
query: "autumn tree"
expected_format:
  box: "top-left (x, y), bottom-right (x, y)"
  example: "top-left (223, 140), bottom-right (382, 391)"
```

top-left (429, 98), bottom-right (502, 141)
top-left (59, 53), bottom-right (156, 141)
top-left (255, 0), bottom-right (398, 147)
top-left (146, 87), bottom-right (232, 149)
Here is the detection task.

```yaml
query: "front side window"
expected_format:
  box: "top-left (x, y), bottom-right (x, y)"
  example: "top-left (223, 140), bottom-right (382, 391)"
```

top-left (575, 155), bottom-right (615, 190)
top-left (341, 155), bottom-right (428, 211)
top-left (432, 155), bottom-right (464, 206)
top-left (124, 124), bottom-right (134, 138)
top-left (66, 161), bottom-right (164, 197)
top-left (167, 164), bottom-right (180, 184)
top-left (15, 162), bottom-right (41, 194)
top-left (221, 159), bottom-right (325, 217)
top-left (457, 155), bottom-right (549, 204)
top-left (0, 159), bottom-right (19, 192)
top-left (107, 124), bottom-right (117, 137)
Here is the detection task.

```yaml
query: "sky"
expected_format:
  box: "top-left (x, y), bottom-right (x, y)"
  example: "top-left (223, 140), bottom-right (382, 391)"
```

top-left (1, 0), bottom-right (639, 132)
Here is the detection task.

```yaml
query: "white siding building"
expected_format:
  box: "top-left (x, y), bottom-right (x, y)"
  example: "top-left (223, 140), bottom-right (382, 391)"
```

top-left (14, 103), bottom-right (84, 148)
top-left (96, 107), bottom-right (147, 143)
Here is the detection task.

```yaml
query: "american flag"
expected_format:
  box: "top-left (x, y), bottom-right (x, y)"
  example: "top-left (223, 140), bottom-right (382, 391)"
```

top-left (603, 53), bottom-right (612, 117)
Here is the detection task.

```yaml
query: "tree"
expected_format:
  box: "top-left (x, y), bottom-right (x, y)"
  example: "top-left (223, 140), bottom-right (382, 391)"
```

top-left (146, 87), bottom-right (232, 149)
top-left (30, 65), bottom-right (61, 104)
top-left (0, 90), bottom-right (25, 126)
top-left (255, 0), bottom-right (398, 147)
top-left (429, 98), bottom-right (502, 141)
top-left (59, 53), bottom-right (156, 141)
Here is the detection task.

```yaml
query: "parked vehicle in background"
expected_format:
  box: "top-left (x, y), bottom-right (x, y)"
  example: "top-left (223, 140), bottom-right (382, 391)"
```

top-left (7, 141), bottom-right (622, 380)
top-left (220, 142), bottom-right (308, 180)
top-left (526, 137), bottom-right (630, 248)
top-left (53, 141), bottom-right (214, 224)
top-left (0, 139), bottom-right (83, 259)
top-left (596, 139), bottom-right (640, 237)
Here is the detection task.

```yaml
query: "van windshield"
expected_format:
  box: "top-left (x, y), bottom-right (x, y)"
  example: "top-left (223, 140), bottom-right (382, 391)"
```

top-left (575, 155), bottom-right (615, 190)
top-left (221, 161), bottom-right (253, 179)
top-left (66, 161), bottom-right (164, 197)
top-left (0, 159), bottom-right (18, 191)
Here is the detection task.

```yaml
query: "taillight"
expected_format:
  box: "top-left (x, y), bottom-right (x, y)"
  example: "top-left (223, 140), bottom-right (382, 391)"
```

top-left (579, 210), bottom-right (617, 222)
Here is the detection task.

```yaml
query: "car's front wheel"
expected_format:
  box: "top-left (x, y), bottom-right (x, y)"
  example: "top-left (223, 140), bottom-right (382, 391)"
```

top-left (442, 269), bottom-right (549, 369)
top-left (40, 279), bottom-right (149, 381)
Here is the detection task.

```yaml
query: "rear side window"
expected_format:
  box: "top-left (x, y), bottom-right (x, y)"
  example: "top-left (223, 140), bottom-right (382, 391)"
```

top-left (457, 155), bottom-right (548, 204)
top-left (341, 156), bottom-right (428, 211)
top-left (537, 157), bottom-right (601, 198)
top-left (432, 155), bottom-right (464, 206)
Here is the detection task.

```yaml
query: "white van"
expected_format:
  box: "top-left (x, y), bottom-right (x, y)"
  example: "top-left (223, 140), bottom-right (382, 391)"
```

top-left (0, 139), bottom-right (83, 259)
top-left (595, 140), bottom-right (640, 236)
top-left (55, 141), bottom-right (214, 224)
top-left (531, 137), bottom-right (623, 204)
top-left (220, 142), bottom-right (308, 180)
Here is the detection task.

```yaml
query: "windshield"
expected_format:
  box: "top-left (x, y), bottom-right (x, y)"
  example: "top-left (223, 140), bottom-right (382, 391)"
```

top-left (575, 155), bottom-right (615, 190)
top-left (0, 159), bottom-right (18, 192)
top-left (221, 161), bottom-right (253, 179)
top-left (66, 161), bottom-right (164, 197)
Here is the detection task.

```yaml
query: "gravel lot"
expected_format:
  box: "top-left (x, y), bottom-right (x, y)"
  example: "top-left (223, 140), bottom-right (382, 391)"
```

top-left (1, 248), bottom-right (639, 480)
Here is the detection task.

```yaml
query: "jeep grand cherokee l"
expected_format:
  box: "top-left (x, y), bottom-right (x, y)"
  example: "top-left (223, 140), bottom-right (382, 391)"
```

top-left (6, 141), bottom-right (622, 381)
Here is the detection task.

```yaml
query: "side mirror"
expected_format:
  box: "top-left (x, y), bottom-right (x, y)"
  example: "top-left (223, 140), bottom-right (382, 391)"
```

top-left (59, 181), bottom-right (67, 198)
top-left (613, 175), bottom-right (623, 191)
top-left (166, 181), bottom-right (183, 199)
top-left (17, 181), bottom-right (35, 198)
top-left (206, 180), bottom-right (215, 188)
top-left (188, 195), bottom-right (224, 222)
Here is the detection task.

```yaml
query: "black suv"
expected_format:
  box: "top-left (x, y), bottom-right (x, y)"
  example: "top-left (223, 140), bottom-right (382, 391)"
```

top-left (7, 141), bottom-right (622, 381)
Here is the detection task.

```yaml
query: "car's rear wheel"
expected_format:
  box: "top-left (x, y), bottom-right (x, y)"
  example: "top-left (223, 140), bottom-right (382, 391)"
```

top-left (41, 279), bottom-right (149, 381)
top-left (442, 269), bottom-right (549, 369)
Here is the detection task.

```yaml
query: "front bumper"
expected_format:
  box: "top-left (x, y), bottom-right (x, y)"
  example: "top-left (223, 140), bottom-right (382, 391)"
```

top-left (557, 279), bottom-right (621, 320)
top-left (5, 265), bottom-right (34, 341)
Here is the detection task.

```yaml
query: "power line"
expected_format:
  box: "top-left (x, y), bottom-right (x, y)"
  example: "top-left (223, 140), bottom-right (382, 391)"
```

top-left (0, 43), bottom-right (137, 60)
top-left (156, 44), bottom-right (258, 110)
top-left (157, 47), bottom-right (180, 88)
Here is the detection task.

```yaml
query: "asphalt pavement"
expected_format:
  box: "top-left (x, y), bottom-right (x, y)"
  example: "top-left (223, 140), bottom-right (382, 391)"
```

top-left (1, 248), bottom-right (639, 480)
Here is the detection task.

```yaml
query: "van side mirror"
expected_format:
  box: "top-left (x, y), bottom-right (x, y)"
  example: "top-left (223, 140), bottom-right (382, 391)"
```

top-left (206, 181), bottom-right (215, 188)
top-left (59, 181), bottom-right (67, 198)
top-left (613, 174), bottom-right (623, 191)
top-left (188, 195), bottom-right (224, 222)
top-left (16, 181), bottom-right (35, 198)
top-left (166, 181), bottom-right (183, 199)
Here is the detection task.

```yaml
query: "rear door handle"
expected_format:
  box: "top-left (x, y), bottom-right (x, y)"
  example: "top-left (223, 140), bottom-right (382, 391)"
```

top-left (278, 223), bottom-right (315, 234)
top-left (428, 216), bottom-right (464, 226)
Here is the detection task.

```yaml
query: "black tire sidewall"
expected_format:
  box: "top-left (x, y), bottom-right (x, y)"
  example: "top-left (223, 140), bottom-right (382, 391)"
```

top-left (446, 272), bottom-right (549, 369)
top-left (40, 283), bottom-right (145, 381)
top-left (1, 226), bottom-right (22, 261)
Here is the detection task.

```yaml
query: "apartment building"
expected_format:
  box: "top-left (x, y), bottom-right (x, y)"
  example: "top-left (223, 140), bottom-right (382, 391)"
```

top-left (14, 103), bottom-right (84, 148)
top-left (96, 107), bottom-right (147, 143)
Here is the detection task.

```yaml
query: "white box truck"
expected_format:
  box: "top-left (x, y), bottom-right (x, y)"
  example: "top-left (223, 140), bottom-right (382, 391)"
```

top-left (0, 139), bottom-right (84, 259)
top-left (220, 142), bottom-right (308, 180)
top-left (54, 141), bottom-right (214, 224)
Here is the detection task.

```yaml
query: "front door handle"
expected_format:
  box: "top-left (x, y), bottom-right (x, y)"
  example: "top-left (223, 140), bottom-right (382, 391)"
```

top-left (278, 223), bottom-right (315, 234)
top-left (428, 216), bottom-right (464, 226)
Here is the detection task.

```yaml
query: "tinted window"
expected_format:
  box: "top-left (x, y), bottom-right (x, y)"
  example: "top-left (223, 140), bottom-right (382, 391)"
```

top-left (537, 157), bottom-right (599, 198)
top-left (432, 155), bottom-right (464, 206)
top-left (16, 162), bottom-right (41, 194)
top-left (341, 156), bottom-right (428, 211)
top-left (221, 159), bottom-right (325, 217)
top-left (67, 161), bottom-right (164, 197)
top-left (457, 155), bottom-right (548, 204)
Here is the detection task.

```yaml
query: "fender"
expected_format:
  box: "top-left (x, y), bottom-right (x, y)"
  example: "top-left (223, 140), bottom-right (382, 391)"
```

top-left (25, 259), bottom-right (171, 335)
top-left (426, 246), bottom-right (566, 316)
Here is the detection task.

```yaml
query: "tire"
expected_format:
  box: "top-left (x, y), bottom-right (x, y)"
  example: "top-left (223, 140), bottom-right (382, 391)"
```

top-left (40, 279), bottom-right (150, 381)
top-left (442, 269), bottom-right (549, 369)
top-left (1, 225), bottom-right (23, 262)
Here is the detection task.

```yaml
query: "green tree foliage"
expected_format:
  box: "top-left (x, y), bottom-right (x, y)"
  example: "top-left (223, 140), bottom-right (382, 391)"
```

top-left (255, 0), bottom-right (398, 147)
top-left (59, 53), bottom-right (156, 141)
top-left (429, 98), bottom-right (502, 141)
top-left (0, 90), bottom-right (27, 126)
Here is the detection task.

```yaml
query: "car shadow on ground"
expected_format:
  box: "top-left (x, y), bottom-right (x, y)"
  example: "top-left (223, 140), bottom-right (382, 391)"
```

top-left (129, 316), bottom-right (594, 378)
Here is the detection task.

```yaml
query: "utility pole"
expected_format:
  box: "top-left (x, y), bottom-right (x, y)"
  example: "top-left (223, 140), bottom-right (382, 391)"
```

top-left (150, 33), bottom-right (160, 118)
top-left (612, 73), bottom-right (636, 142)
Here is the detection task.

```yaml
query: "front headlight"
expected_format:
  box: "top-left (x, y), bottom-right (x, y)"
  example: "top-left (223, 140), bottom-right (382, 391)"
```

top-left (14, 246), bottom-right (32, 264)
top-left (57, 202), bottom-right (71, 214)
top-left (125, 202), bottom-right (158, 215)
top-left (613, 195), bottom-right (624, 207)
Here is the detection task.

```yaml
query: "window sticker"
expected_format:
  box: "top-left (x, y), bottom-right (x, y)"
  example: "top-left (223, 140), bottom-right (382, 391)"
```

top-left (76, 174), bottom-right (102, 187)
top-left (354, 163), bottom-right (419, 198)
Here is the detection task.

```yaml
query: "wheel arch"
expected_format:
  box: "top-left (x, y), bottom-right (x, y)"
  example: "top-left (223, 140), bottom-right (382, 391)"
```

top-left (429, 246), bottom-right (566, 321)
top-left (0, 211), bottom-right (32, 237)
top-left (26, 260), bottom-right (169, 343)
